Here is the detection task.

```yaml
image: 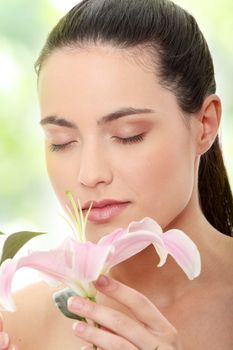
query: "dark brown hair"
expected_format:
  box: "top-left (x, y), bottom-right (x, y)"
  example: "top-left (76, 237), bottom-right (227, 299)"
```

top-left (35, 0), bottom-right (233, 236)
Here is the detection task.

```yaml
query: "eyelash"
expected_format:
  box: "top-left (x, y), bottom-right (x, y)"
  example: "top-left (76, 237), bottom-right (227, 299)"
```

top-left (49, 133), bottom-right (145, 152)
top-left (113, 133), bottom-right (145, 144)
top-left (49, 142), bottom-right (74, 152)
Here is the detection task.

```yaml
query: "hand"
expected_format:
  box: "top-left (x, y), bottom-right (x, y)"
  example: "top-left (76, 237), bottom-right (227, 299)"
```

top-left (68, 275), bottom-right (183, 350)
top-left (0, 313), bottom-right (18, 350)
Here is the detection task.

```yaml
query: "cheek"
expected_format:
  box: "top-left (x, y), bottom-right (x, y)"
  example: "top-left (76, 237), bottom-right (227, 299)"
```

top-left (119, 136), bottom-right (195, 226)
top-left (45, 150), bottom-right (76, 205)
top-left (121, 137), bottom-right (193, 186)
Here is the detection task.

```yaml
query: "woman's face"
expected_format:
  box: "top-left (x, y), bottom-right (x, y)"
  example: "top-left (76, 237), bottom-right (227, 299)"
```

top-left (38, 45), bottom-right (198, 241)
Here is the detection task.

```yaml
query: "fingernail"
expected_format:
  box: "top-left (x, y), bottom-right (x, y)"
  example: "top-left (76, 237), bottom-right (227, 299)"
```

top-left (68, 296), bottom-right (84, 311)
top-left (0, 332), bottom-right (9, 348)
top-left (95, 275), bottom-right (109, 287)
top-left (73, 321), bottom-right (86, 333)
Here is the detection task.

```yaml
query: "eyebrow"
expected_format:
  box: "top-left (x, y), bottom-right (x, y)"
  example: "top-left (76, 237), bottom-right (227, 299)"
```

top-left (40, 107), bottom-right (156, 128)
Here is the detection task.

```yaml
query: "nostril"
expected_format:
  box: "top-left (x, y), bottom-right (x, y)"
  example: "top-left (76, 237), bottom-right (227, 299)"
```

top-left (78, 169), bottom-right (113, 188)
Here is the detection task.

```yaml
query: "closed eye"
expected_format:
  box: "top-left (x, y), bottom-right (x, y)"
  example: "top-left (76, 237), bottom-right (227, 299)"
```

top-left (49, 141), bottom-right (76, 152)
top-left (113, 133), bottom-right (145, 144)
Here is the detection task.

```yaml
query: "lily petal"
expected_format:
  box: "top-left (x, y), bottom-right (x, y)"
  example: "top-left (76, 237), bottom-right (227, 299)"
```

top-left (0, 258), bottom-right (19, 311)
top-left (127, 217), bottom-right (163, 234)
top-left (105, 231), bottom-right (167, 269)
top-left (0, 243), bottom-right (76, 312)
top-left (162, 229), bottom-right (201, 279)
top-left (0, 238), bottom-right (116, 311)
top-left (98, 228), bottom-right (126, 245)
top-left (73, 241), bottom-right (114, 281)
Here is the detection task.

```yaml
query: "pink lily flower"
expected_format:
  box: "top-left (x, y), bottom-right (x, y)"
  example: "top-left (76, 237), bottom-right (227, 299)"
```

top-left (0, 192), bottom-right (201, 312)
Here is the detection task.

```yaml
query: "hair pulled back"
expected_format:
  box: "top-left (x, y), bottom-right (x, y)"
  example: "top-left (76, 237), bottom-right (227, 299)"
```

top-left (35, 0), bottom-right (233, 236)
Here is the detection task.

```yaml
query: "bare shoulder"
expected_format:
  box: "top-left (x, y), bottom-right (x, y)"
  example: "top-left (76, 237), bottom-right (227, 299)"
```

top-left (172, 232), bottom-right (233, 349)
top-left (3, 282), bottom-right (57, 347)
top-left (198, 232), bottom-right (233, 347)
top-left (2, 282), bottom-right (85, 350)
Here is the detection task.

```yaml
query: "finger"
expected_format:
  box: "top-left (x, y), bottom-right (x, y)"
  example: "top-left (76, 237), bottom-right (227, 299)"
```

top-left (73, 321), bottom-right (138, 350)
top-left (94, 275), bottom-right (175, 332)
top-left (68, 296), bottom-right (156, 349)
top-left (0, 332), bottom-right (10, 350)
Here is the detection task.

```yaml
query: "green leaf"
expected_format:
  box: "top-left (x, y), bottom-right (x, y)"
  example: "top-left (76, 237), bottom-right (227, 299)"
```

top-left (0, 232), bottom-right (5, 235)
top-left (0, 231), bottom-right (47, 265)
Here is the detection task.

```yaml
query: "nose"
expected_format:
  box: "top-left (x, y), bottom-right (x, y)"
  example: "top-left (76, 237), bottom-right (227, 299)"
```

top-left (78, 142), bottom-right (113, 188)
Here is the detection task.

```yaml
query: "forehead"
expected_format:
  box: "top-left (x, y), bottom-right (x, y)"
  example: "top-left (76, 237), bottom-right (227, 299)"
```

top-left (38, 45), bottom-right (180, 125)
top-left (38, 44), bottom-right (158, 96)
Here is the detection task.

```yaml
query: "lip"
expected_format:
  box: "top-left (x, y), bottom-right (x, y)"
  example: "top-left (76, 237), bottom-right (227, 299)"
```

top-left (82, 199), bottom-right (128, 210)
top-left (82, 199), bottom-right (130, 223)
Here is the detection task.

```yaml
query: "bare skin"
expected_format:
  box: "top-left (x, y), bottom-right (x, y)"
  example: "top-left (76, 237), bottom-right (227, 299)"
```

top-left (1, 45), bottom-right (233, 349)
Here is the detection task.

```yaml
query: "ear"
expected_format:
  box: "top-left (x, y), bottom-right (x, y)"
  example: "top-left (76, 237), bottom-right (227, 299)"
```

top-left (194, 94), bottom-right (222, 156)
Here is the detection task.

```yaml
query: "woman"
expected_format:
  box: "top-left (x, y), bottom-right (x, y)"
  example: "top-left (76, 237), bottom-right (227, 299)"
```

top-left (1, 0), bottom-right (233, 349)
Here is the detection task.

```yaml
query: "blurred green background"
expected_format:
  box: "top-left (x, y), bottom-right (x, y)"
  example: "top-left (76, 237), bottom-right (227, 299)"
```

top-left (1, 0), bottom-right (233, 234)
